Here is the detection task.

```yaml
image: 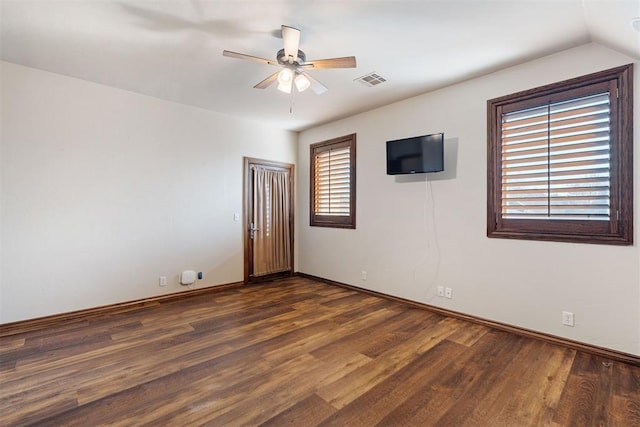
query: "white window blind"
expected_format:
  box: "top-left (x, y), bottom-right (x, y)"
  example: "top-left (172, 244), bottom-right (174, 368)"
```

top-left (501, 92), bottom-right (611, 221)
top-left (314, 146), bottom-right (351, 216)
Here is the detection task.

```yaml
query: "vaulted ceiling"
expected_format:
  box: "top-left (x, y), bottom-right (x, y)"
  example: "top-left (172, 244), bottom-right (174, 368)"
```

top-left (2, 0), bottom-right (638, 131)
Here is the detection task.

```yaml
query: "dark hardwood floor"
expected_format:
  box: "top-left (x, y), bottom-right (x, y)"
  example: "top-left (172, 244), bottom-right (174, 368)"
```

top-left (1, 276), bottom-right (639, 426)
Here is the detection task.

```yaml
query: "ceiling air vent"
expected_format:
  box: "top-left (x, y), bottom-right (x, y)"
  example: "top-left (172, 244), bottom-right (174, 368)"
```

top-left (355, 72), bottom-right (387, 87)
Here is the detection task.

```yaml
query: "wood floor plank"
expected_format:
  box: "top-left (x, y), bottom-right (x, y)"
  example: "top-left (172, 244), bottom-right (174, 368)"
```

top-left (258, 394), bottom-right (337, 427)
top-left (359, 310), bottom-right (443, 359)
top-left (612, 395), bottom-right (640, 426)
top-left (552, 373), bottom-right (599, 425)
top-left (447, 322), bottom-right (490, 347)
top-left (311, 351), bottom-right (374, 391)
top-left (48, 322), bottom-right (350, 424)
top-left (315, 316), bottom-right (460, 409)
top-left (311, 309), bottom-right (437, 361)
top-left (613, 360), bottom-right (640, 399)
top-left (71, 313), bottom-right (336, 406)
top-left (1, 276), bottom-right (638, 426)
top-left (0, 337), bottom-right (25, 353)
top-left (37, 340), bottom-right (276, 426)
top-left (490, 343), bottom-right (576, 426)
top-left (593, 357), bottom-right (615, 426)
top-left (3, 323), bottom-right (196, 389)
top-left (328, 299), bottom-right (400, 325)
top-left (375, 329), bottom-right (526, 426)
top-left (407, 331), bottom-right (532, 426)
top-left (461, 343), bottom-right (571, 427)
top-left (1, 390), bottom-right (79, 426)
top-left (158, 353), bottom-right (322, 425)
top-left (319, 340), bottom-right (468, 426)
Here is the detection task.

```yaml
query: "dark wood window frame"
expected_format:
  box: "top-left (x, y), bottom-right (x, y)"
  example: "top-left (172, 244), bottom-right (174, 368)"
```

top-left (310, 133), bottom-right (356, 229)
top-left (487, 64), bottom-right (633, 245)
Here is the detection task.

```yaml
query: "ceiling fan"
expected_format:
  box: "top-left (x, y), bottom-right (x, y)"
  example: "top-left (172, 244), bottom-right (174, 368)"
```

top-left (222, 25), bottom-right (356, 95)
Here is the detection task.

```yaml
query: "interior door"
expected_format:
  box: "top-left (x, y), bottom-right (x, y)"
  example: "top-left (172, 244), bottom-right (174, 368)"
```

top-left (244, 158), bottom-right (294, 283)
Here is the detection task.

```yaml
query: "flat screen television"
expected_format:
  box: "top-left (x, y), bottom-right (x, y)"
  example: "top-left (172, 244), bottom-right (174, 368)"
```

top-left (386, 132), bottom-right (444, 175)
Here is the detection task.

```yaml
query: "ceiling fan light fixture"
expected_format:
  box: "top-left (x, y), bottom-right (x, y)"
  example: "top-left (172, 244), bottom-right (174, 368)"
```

top-left (277, 80), bottom-right (292, 94)
top-left (294, 73), bottom-right (311, 92)
top-left (277, 68), bottom-right (293, 93)
top-left (277, 68), bottom-right (293, 84)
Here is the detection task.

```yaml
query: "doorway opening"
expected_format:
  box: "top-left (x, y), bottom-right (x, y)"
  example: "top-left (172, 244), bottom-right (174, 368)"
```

top-left (243, 157), bottom-right (294, 283)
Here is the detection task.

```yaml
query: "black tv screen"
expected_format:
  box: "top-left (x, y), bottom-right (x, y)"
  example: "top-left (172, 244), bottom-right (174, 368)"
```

top-left (386, 133), bottom-right (444, 175)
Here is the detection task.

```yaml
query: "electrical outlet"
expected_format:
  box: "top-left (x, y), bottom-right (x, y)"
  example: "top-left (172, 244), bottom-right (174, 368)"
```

top-left (445, 287), bottom-right (453, 299)
top-left (562, 311), bottom-right (575, 327)
top-left (361, 270), bottom-right (367, 280)
top-left (159, 276), bottom-right (167, 287)
top-left (437, 286), bottom-right (444, 297)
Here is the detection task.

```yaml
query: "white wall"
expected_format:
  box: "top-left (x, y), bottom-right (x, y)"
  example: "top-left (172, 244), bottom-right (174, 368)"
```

top-left (297, 43), bottom-right (640, 356)
top-left (0, 61), bottom-right (297, 323)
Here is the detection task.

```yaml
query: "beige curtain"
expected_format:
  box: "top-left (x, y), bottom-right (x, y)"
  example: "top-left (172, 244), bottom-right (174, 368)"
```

top-left (253, 166), bottom-right (291, 276)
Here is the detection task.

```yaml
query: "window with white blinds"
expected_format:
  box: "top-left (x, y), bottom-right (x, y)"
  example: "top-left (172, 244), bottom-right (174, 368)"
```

top-left (310, 134), bottom-right (356, 228)
top-left (501, 92), bottom-right (611, 221)
top-left (314, 146), bottom-right (351, 216)
top-left (487, 64), bottom-right (633, 245)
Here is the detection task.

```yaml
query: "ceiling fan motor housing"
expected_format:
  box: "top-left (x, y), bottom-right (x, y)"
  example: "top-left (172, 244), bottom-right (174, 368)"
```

top-left (277, 48), bottom-right (306, 65)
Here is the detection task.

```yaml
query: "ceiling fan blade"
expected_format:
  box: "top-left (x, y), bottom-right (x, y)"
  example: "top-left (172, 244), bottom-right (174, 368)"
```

top-left (282, 25), bottom-right (301, 62)
top-left (301, 56), bottom-right (357, 69)
top-left (301, 71), bottom-right (328, 94)
top-left (254, 71), bottom-right (280, 89)
top-left (223, 50), bottom-right (278, 66)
